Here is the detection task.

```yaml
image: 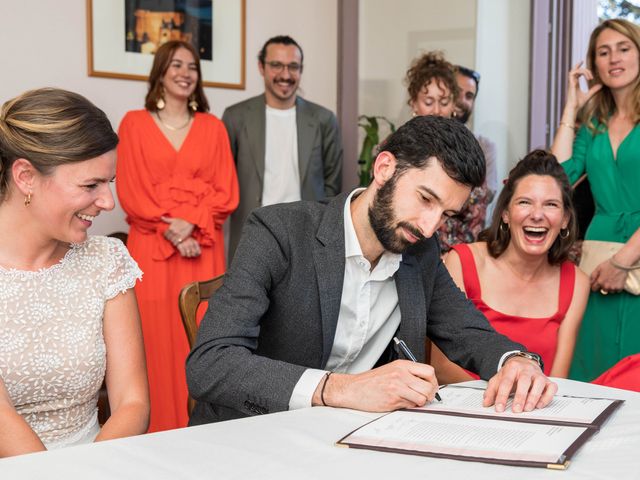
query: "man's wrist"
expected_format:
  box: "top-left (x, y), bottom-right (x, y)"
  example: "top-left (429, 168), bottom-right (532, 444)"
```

top-left (320, 372), bottom-right (332, 406)
top-left (498, 350), bottom-right (544, 372)
top-left (317, 372), bottom-right (348, 409)
top-left (293, 369), bottom-right (328, 409)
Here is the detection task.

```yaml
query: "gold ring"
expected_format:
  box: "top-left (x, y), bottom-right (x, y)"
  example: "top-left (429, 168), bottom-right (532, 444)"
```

top-left (600, 289), bottom-right (608, 295)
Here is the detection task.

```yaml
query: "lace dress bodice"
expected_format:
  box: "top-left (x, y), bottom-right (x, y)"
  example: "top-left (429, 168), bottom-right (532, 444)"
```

top-left (0, 236), bottom-right (142, 448)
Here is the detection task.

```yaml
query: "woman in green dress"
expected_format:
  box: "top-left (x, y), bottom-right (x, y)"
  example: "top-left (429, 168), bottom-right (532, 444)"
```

top-left (551, 18), bottom-right (640, 381)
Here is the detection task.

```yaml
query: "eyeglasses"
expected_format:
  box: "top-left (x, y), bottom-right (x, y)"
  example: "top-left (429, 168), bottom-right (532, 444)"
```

top-left (265, 61), bottom-right (302, 74)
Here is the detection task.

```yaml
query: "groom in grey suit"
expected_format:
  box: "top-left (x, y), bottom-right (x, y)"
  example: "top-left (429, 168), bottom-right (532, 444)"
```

top-left (187, 116), bottom-right (557, 425)
top-left (222, 35), bottom-right (343, 261)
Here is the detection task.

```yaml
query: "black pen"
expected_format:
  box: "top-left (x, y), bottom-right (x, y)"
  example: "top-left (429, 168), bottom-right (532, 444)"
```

top-left (393, 336), bottom-right (442, 402)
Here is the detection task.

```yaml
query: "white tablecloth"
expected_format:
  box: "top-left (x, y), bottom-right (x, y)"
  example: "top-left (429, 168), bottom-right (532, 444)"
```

top-left (2, 379), bottom-right (640, 479)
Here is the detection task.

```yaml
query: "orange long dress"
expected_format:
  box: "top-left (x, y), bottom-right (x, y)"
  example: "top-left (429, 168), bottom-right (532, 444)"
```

top-left (116, 110), bottom-right (239, 432)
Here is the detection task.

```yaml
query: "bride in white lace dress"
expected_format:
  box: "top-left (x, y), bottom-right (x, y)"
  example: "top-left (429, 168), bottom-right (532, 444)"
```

top-left (0, 88), bottom-right (149, 457)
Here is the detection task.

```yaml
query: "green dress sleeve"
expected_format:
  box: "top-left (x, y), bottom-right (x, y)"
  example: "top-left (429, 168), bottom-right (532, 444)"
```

top-left (561, 125), bottom-right (593, 185)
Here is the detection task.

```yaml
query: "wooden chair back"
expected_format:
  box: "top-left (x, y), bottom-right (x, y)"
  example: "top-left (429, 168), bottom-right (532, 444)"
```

top-left (178, 274), bottom-right (224, 415)
top-left (178, 275), bottom-right (224, 348)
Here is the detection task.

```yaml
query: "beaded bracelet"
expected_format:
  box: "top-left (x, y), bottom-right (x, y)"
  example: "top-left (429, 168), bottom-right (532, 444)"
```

top-left (610, 256), bottom-right (640, 271)
top-left (320, 372), bottom-right (333, 406)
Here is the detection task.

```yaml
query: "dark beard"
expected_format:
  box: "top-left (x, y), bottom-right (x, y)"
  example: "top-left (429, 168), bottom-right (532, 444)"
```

top-left (456, 106), bottom-right (471, 124)
top-left (368, 173), bottom-right (428, 254)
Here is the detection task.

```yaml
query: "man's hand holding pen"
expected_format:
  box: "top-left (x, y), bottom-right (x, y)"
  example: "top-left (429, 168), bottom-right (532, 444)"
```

top-left (311, 337), bottom-right (442, 412)
top-left (312, 360), bottom-right (441, 412)
top-left (394, 337), bottom-right (442, 402)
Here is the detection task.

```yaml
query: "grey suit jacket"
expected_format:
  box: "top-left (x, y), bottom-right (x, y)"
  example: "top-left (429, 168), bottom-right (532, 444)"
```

top-left (186, 193), bottom-right (523, 424)
top-left (222, 94), bottom-right (343, 261)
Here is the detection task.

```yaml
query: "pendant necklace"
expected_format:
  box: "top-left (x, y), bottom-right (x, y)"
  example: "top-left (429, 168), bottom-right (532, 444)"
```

top-left (156, 111), bottom-right (192, 131)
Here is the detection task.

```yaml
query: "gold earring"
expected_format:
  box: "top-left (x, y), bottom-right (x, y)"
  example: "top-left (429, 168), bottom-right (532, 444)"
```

top-left (156, 86), bottom-right (166, 110)
top-left (189, 96), bottom-right (198, 111)
top-left (24, 192), bottom-right (32, 206)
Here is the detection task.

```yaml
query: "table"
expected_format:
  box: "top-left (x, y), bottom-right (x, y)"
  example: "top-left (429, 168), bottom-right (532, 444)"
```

top-left (2, 379), bottom-right (639, 479)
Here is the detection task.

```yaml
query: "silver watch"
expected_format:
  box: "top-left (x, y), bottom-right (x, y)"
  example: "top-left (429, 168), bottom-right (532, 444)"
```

top-left (504, 351), bottom-right (544, 371)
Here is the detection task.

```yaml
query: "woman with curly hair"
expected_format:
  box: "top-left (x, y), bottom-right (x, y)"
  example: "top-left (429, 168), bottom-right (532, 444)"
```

top-left (406, 50), bottom-right (458, 118)
top-left (405, 51), bottom-right (493, 252)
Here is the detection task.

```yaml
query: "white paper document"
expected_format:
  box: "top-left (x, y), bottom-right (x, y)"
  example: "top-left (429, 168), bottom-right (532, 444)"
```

top-left (338, 388), bottom-right (623, 468)
top-left (410, 385), bottom-right (619, 426)
top-left (342, 410), bottom-right (587, 465)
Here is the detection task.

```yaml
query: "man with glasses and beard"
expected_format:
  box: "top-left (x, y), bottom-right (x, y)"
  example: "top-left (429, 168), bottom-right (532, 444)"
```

top-left (222, 35), bottom-right (343, 262)
top-left (187, 116), bottom-right (557, 425)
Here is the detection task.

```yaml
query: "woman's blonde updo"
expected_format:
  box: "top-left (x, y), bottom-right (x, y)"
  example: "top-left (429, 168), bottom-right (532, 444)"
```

top-left (0, 87), bottom-right (118, 199)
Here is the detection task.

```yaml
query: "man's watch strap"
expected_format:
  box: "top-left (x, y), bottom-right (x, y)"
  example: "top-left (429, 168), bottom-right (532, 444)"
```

top-left (499, 351), bottom-right (544, 372)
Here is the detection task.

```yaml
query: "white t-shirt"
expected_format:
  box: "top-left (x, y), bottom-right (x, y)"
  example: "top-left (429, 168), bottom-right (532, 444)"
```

top-left (262, 105), bottom-right (301, 206)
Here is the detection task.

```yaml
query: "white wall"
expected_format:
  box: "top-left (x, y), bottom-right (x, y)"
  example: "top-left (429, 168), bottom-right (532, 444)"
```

top-left (475, 0), bottom-right (531, 181)
top-left (0, 0), bottom-right (338, 235)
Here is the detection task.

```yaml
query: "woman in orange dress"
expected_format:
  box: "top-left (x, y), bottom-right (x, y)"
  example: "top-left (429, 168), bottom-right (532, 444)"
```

top-left (116, 41), bottom-right (239, 432)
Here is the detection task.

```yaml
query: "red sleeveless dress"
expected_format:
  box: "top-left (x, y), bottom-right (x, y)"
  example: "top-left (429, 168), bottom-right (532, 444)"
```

top-left (451, 244), bottom-right (575, 377)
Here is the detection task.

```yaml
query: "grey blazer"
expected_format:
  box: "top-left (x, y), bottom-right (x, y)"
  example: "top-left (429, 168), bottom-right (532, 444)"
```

top-left (186, 193), bottom-right (523, 424)
top-left (222, 94), bottom-right (343, 261)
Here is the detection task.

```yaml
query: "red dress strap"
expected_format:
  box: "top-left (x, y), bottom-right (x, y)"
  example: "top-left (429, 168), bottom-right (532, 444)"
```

top-left (450, 244), bottom-right (482, 299)
top-left (556, 261), bottom-right (576, 317)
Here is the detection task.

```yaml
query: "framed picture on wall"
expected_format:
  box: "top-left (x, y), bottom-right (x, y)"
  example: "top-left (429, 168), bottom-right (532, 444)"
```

top-left (87, 0), bottom-right (245, 89)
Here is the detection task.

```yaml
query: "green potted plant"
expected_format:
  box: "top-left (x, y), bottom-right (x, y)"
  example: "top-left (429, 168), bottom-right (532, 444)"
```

top-left (357, 115), bottom-right (396, 187)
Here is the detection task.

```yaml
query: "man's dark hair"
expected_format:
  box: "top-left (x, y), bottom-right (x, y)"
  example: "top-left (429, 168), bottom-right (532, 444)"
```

top-left (378, 115), bottom-right (485, 188)
top-left (456, 65), bottom-right (481, 95)
top-left (258, 35), bottom-right (304, 66)
top-left (479, 149), bottom-right (577, 265)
